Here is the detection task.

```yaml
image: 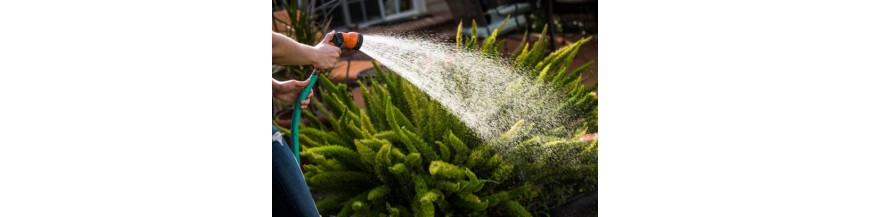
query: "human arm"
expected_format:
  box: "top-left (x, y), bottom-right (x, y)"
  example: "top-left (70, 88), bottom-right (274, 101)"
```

top-left (272, 31), bottom-right (341, 69)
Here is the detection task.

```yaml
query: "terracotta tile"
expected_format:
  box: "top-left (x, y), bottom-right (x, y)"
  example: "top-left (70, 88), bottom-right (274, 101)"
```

top-left (327, 60), bottom-right (382, 81)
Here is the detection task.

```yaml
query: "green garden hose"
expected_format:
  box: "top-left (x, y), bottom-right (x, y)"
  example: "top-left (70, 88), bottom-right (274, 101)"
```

top-left (289, 71), bottom-right (319, 163)
top-left (289, 32), bottom-right (363, 163)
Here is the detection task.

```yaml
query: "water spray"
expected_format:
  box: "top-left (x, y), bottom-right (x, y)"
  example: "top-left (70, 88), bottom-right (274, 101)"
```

top-left (289, 32), bottom-right (364, 163)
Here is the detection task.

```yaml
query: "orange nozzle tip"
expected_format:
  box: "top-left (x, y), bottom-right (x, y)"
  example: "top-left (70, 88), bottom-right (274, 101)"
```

top-left (343, 32), bottom-right (363, 50)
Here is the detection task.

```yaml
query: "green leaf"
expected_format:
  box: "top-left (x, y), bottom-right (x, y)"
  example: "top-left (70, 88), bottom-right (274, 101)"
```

top-left (367, 185), bottom-right (391, 202)
top-left (355, 140), bottom-right (377, 168)
top-left (305, 145), bottom-right (362, 169)
top-left (308, 171), bottom-right (375, 192)
top-left (316, 194), bottom-right (349, 214)
top-left (300, 127), bottom-right (345, 147)
top-left (445, 130), bottom-right (469, 164)
top-left (374, 144), bottom-right (394, 183)
top-left (429, 161), bottom-right (465, 180)
top-left (455, 21), bottom-right (463, 49)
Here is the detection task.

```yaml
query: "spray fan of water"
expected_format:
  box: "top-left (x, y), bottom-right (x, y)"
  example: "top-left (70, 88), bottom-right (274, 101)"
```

top-left (357, 34), bottom-right (586, 166)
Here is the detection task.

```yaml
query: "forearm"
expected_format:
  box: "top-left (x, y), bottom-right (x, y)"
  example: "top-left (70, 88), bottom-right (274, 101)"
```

top-left (272, 32), bottom-right (314, 65)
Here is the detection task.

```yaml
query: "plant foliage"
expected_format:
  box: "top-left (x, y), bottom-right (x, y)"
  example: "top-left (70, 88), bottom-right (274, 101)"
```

top-left (296, 21), bottom-right (598, 216)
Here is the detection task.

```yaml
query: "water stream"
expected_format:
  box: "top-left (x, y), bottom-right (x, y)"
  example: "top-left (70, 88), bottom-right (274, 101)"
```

top-left (358, 35), bottom-right (586, 169)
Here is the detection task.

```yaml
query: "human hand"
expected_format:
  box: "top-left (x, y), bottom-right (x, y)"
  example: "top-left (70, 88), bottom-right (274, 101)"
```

top-left (273, 79), bottom-right (315, 109)
top-left (310, 30), bottom-right (341, 69)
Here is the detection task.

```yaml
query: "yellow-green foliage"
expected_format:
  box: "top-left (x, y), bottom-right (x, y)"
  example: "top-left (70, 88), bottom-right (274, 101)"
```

top-left (298, 24), bottom-right (598, 216)
top-left (302, 69), bottom-right (533, 216)
top-left (459, 21), bottom-right (597, 132)
top-left (429, 161), bottom-right (466, 179)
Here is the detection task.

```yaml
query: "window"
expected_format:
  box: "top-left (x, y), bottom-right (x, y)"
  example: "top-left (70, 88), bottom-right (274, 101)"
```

top-left (316, 0), bottom-right (426, 29)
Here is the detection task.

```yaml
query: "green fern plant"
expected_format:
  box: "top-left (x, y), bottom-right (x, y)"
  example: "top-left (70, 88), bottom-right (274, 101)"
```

top-left (298, 69), bottom-right (538, 216)
top-left (295, 21), bottom-right (598, 216)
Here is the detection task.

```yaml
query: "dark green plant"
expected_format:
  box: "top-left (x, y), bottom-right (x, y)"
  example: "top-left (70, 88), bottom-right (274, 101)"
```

top-left (484, 22), bottom-right (599, 213)
top-left (286, 21), bottom-right (598, 216)
top-left (294, 67), bottom-right (542, 217)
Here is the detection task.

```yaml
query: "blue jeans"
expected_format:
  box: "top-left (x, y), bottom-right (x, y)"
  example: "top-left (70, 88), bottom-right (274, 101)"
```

top-left (273, 125), bottom-right (320, 217)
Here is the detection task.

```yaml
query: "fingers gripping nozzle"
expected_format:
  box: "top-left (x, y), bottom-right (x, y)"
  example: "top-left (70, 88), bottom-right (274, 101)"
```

top-left (330, 32), bottom-right (364, 50)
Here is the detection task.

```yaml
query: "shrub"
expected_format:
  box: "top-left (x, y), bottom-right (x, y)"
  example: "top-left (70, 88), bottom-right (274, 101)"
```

top-left (285, 22), bottom-right (598, 216)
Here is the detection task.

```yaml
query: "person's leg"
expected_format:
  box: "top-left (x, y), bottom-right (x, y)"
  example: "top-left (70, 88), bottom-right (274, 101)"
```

top-left (273, 125), bottom-right (320, 217)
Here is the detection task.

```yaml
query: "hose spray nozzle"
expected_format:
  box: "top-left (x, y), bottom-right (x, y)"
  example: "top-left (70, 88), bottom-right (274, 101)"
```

top-left (330, 32), bottom-right (364, 50)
